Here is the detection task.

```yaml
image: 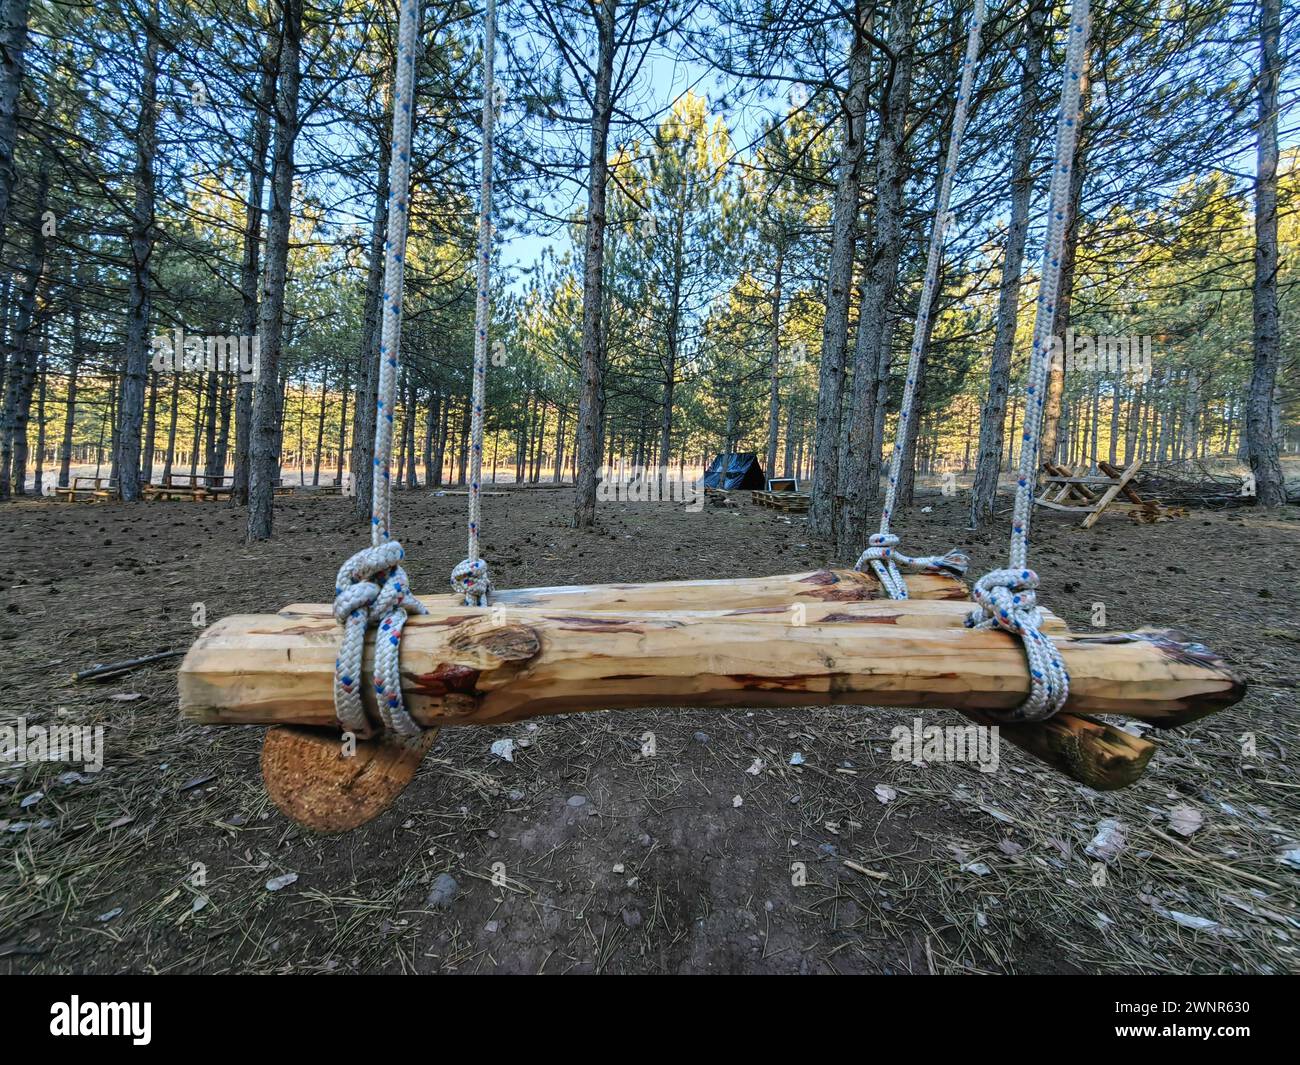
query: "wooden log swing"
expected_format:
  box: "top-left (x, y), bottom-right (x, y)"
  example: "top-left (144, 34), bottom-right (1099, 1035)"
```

top-left (177, 0), bottom-right (1245, 833)
top-left (179, 568), bottom-right (1244, 830)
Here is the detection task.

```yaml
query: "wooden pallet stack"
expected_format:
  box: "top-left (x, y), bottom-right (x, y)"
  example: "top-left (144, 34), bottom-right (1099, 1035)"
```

top-left (751, 490), bottom-right (811, 513)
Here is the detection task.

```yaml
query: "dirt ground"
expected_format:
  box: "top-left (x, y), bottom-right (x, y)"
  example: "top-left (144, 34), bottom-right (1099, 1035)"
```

top-left (1, 480), bottom-right (1297, 974)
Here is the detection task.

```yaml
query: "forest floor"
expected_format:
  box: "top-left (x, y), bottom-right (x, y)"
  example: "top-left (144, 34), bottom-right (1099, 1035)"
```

top-left (1, 480), bottom-right (1298, 974)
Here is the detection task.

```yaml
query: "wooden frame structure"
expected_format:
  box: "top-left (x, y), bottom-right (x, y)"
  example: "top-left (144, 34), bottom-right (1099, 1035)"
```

top-left (751, 490), bottom-right (810, 513)
top-left (1035, 459), bottom-right (1146, 528)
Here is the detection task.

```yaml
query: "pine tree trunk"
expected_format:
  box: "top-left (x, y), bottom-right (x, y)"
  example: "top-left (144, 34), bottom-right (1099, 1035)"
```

top-left (335, 359), bottom-right (349, 486)
top-left (142, 369), bottom-right (158, 483)
top-left (232, 51), bottom-right (275, 506)
top-left (0, 0), bottom-right (30, 250)
top-left (434, 391), bottom-right (450, 485)
top-left (161, 370), bottom-right (179, 484)
top-left (31, 342), bottom-right (44, 493)
top-left (13, 310), bottom-right (43, 493)
top-left (404, 371), bottom-right (418, 489)
top-left (422, 385), bottom-right (437, 486)
top-left (783, 399), bottom-right (796, 480)
top-left (350, 99), bottom-right (392, 521)
top-left (116, 4), bottom-right (159, 501)
top-left (247, 0), bottom-right (302, 540)
top-left (203, 362), bottom-right (219, 478)
top-left (809, 0), bottom-right (871, 540)
top-left (1247, 0), bottom-right (1285, 505)
top-left (189, 370), bottom-right (205, 481)
top-left (457, 390), bottom-right (470, 485)
top-left (657, 215), bottom-right (684, 473)
top-left (58, 344), bottom-right (79, 489)
top-left (311, 371), bottom-right (326, 486)
top-left (764, 245), bottom-right (783, 481)
top-left (0, 163), bottom-right (46, 500)
top-left (970, 0), bottom-right (1046, 528)
top-left (1040, 53), bottom-right (1091, 468)
top-left (553, 404), bottom-right (567, 482)
top-left (211, 371), bottom-right (232, 485)
top-left (573, 0), bottom-right (616, 528)
top-left (837, 0), bottom-right (915, 553)
top-left (896, 261), bottom-right (942, 508)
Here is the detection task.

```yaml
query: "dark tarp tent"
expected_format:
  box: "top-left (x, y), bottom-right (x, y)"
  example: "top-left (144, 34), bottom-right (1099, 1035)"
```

top-left (702, 452), bottom-right (766, 490)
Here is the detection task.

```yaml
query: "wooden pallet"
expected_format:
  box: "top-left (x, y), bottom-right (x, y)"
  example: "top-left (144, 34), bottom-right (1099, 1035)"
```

top-left (751, 490), bottom-right (810, 513)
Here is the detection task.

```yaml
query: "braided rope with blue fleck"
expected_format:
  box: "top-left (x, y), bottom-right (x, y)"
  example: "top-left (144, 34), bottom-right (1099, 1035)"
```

top-left (453, 0), bottom-right (496, 607)
top-left (332, 0), bottom-right (427, 737)
top-left (964, 0), bottom-right (1091, 721)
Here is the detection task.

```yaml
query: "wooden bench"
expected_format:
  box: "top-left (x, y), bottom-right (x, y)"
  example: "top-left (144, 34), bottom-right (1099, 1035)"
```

top-left (55, 476), bottom-right (119, 502)
top-left (143, 473), bottom-right (231, 502)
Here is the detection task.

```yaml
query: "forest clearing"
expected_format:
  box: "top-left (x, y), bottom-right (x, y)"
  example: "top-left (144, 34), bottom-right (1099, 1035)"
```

top-left (0, 0), bottom-right (1297, 992)
top-left (2, 481), bottom-right (1299, 974)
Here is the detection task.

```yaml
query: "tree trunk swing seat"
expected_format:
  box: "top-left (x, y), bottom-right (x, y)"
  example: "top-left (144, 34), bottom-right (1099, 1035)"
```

top-left (178, 0), bottom-right (1245, 833)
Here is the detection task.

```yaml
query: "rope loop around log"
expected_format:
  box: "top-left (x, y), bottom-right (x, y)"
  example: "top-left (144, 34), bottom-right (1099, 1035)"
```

top-left (333, 541), bottom-right (428, 739)
top-left (854, 533), bottom-right (970, 600)
top-left (965, 568), bottom-right (1069, 721)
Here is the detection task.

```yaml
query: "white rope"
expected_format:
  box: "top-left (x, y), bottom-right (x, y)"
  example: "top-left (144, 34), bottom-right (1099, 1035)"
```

top-left (452, 0), bottom-right (496, 607)
top-left (333, 0), bottom-right (427, 738)
top-left (965, 0), bottom-right (1090, 722)
top-left (855, 533), bottom-right (968, 599)
top-left (859, 0), bottom-right (984, 598)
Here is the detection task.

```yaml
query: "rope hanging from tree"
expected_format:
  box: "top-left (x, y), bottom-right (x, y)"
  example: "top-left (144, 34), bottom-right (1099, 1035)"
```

top-left (332, 0), bottom-right (430, 739)
top-left (332, 0), bottom-right (499, 737)
top-left (965, 0), bottom-right (1090, 722)
top-left (451, 0), bottom-right (496, 607)
top-left (854, 0), bottom-right (985, 597)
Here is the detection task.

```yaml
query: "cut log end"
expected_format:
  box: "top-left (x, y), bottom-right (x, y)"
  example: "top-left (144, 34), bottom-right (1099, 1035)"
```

top-left (260, 725), bottom-right (437, 833)
top-left (1071, 629), bottom-right (1247, 727)
top-left (989, 712), bottom-right (1157, 790)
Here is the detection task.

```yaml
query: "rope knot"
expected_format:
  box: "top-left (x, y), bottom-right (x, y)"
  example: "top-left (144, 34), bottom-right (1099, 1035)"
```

top-left (332, 540), bottom-right (428, 738)
top-left (965, 568), bottom-right (1042, 635)
top-left (965, 568), bottom-right (1069, 721)
top-left (855, 534), bottom-right (907, 600)
top-left (855, 536), bottom-right (970, 600)
top-left (451, 557), bottom-right (491, 606)
top-left (854, 532), bottom-right (900, 569)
